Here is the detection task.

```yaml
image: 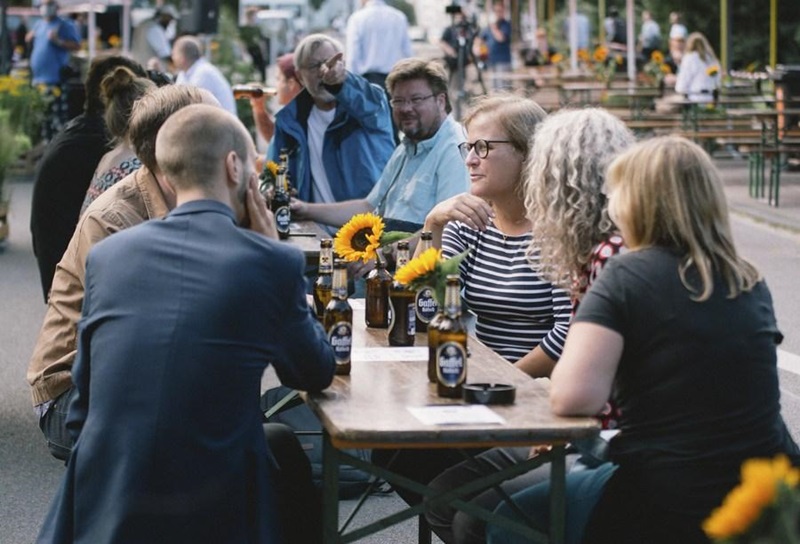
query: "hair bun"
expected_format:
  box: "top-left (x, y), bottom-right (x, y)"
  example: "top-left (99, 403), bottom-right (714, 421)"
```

top-left (101, 66), bottom-right (137, 102)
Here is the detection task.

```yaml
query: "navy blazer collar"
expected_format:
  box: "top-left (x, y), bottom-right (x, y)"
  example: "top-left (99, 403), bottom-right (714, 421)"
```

top-left (168, 200), bottom-right (237, 223)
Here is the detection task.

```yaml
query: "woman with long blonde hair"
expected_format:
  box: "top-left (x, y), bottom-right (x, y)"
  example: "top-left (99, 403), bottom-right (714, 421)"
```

top-left (488, 136), bottom-right (799, 544)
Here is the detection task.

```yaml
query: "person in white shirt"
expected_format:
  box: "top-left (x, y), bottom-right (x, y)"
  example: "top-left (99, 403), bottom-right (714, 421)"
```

top-left (345, 0), bottom-right (412, 89)
top-left (675, 32), bottom-right (720, 104)
top-left (130, 5), bottom-right (178, 72)
top-left (172, 35), bottom-right (237, 115)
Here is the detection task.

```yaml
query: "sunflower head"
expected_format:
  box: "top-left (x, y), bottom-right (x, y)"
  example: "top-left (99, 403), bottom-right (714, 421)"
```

top-left (706, 65), bottom-right (720, 76)
top-left (395, 247), bottom-right (441, 287)
top-left (395, 248), bottom-right (468, 304)
top-left (334, 213), bottom-right (385, 263)
top-left (703, 455), bottom-right (800, 541)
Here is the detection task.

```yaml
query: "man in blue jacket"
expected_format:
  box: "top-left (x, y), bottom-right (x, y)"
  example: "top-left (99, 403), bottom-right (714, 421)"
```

top-left (270, 33), bottom-right (395, 204)
top-left (37, 104), bottom-right (336, 544)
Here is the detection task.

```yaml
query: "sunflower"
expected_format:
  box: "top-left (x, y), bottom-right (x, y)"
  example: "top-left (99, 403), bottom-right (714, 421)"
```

top-left (334, 213), bottom-right (385, 263)
top-left (703, 455), bottom-right (800, 540)
top-left (706, 65), bottom-right (720, 77)
top-left (650, 50), bottom-right (664, 64)
top-left (593, 45), bottom-right (609, 63)
top-left (258, 161), bottom-right (279, 193)
top-left (395, 247), bottom-right (441, 286)
top-left (394, 248), bottom-right (468, 304)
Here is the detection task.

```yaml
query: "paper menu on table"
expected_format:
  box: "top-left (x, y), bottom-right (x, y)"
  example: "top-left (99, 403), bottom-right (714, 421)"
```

top-left (408, 405), bottom-right (506, 426)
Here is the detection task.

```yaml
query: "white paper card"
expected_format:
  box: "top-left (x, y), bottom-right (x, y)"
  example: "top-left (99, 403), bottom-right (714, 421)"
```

top-left (351, 347), bottom-right (428, 362)
top-left (348, 298), bottom-right (366, 310)
top-left (408, 405), bottom-right (506, 426)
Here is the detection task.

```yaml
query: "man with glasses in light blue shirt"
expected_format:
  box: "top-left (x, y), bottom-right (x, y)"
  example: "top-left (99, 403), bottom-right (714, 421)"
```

top-left (290, 58), bottom-right (468, 251)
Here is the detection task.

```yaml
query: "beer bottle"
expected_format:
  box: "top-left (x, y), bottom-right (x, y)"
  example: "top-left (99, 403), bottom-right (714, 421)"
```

top-left (388, 240), bottom-right (416, 346)
top-left (415, 231), bottom-right (439, 332)
top-left (278, 148), bottom-right (292, 194)
top-left (232, 84), bottom-right (277, 99)
top-left (271, 164), bottom-right (291, 240)
top-left (313, 238), bottom-right (333, 320)
top-left (436, 275), bottom-right (468, 398)
top-left (365, 257), bottom-right (392, 328)
top-left (324, 260), bottom-right (353, 376)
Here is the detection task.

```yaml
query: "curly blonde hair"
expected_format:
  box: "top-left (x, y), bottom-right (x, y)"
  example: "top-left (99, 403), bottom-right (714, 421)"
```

top-left (523, 108), bottom-right (634, 296)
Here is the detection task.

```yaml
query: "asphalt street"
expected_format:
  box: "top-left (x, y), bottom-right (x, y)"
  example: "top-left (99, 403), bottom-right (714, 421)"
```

top-left (1, 158), bottom-right (799, 542)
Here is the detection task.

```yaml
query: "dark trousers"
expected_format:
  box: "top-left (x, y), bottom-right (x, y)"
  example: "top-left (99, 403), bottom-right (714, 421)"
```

top-left (264, 423), bottom-right (323, 544)
top-left (38, 386), bottom-right (78, 462)
top-left (40, 393), bottom-right (321, 543)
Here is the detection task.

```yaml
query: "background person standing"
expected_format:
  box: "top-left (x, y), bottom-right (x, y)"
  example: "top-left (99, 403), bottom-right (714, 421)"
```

top-left (172, 35), bottom-right (237, 115)
top-left (25, 0), bottom-right (80, 141)
top-left (346, 0), bottom-right (412, 90)
top-left (130, 4), bottom-right (178, 71)
top-left (474, 0), bottom-right (512, 90)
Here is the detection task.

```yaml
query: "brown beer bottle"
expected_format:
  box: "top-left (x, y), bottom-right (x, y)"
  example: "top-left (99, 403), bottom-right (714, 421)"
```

top-left (271, 164), bottom-right (291, 240)
top-left (232, 84), bottom-right (276, 99)
top-left (313, 238), bottom-right (333, 320)
top-left (324, 260), bottom-right (353, 376)
top-left (388, 241), bottom-right (415, 346)
top-left (365, 257), bottom-right (392, 328)
top-left (415, 231), bottom-right (439, 332)
top-left (436, 275), bottom-right (468, 398)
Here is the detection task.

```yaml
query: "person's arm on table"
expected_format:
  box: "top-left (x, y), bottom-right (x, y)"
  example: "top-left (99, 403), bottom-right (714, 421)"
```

top-left (550, 322), bottom-right (623, 416)
top-left (418, 193), bottom-right (494, 254)
top-left (290, 197), bottom-right (371, 228)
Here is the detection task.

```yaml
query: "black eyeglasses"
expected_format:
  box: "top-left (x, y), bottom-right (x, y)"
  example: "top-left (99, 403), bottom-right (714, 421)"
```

top-left (458, 139), bottom-right (513, 159)
top-left (389, 94), bottom-right (435, 108)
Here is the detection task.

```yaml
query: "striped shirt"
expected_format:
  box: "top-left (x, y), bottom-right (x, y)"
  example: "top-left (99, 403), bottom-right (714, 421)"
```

top-left (441, 221), bottom-right (572, 362)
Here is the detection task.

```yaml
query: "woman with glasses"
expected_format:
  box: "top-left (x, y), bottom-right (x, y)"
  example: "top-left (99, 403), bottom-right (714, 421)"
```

top-left (420, 94), bottom-right (571, 373)
top-left (424, 106), bottom-right (634, 544)
top-left (372, 94), bottom-right (572, 514)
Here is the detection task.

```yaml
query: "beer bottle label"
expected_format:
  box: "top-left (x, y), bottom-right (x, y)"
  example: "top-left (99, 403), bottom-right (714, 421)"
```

top-left (275, 206), bottom-right (291, 233)
top-left (415, 288), bottom-right (438, 324)
top-left (406, 302), bottom-right (416, 335)
top-left (436, 341), bottom-right (466, 387)
top-left (327, 321), bottom-right (352, 364)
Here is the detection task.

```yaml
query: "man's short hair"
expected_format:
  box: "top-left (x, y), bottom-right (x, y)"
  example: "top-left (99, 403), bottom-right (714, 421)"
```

top-left (386, 58), bottom-right (452, 114)
top-left (129, 85), bottom-right (208, 172)
top-left (156, 104), bottom-right (252, 192)
top-left (174, 36), bottom-right (203, 64)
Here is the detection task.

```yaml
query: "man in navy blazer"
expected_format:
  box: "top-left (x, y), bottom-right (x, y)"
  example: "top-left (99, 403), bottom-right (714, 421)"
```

top-left (38, 104), bottom-right (336, 544)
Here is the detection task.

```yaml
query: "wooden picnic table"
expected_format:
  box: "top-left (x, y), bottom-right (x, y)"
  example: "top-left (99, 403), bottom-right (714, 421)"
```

top-left (283, 220), bottom-right (330, 260)
top-left (304, 305), bottom-right (599, 544)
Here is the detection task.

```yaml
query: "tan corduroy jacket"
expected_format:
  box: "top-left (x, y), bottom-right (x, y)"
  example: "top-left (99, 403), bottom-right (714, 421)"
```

top-left (27, 167), bottom-right (170, 406)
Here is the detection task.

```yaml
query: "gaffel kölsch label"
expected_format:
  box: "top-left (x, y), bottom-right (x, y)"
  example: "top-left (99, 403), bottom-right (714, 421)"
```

top-left (327, 322), bottom-right (352, 363)
top-left (415, 287), bottom-right (438, 324)
top-left (436, 342), bottom-right (466, 386)
top-left (275, 206), bottom-right (291, 233)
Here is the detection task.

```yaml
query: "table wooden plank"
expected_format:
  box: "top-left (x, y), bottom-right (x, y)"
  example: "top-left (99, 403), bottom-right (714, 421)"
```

top-left (306, 311), bottom-right (599, 450)
top-left (283, 220), bottom-right (330, 258)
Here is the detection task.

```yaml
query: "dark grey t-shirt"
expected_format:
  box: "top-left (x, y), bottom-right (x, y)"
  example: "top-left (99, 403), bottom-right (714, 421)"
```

top-left (576, 246), bottom-right (798, 541)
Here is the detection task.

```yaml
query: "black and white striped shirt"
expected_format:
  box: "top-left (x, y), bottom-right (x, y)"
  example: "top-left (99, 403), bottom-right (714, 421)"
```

top-left (441, 221), bottom-right (572, 362)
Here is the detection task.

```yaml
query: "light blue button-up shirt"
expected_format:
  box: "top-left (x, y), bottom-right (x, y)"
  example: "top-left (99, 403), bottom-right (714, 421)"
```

top-left (366, 115), bottom-right (468, 227)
